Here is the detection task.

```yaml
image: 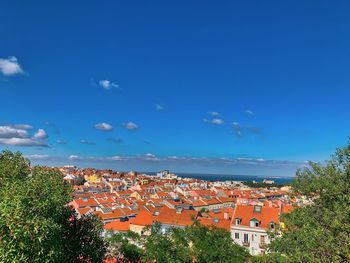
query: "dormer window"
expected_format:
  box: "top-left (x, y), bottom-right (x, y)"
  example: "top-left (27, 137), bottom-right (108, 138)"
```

top-left (269, 222), bottom-right (275, 229)
top-left (253, 205), bottom-right (262, 213)
top-left (250, 218), bottom-right (260, 228)
top-left (235, 218), bottom-right (242, 225)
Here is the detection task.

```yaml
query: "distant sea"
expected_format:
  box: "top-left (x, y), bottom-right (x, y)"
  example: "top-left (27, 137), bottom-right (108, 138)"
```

top-left (147, 172), bottom-right (294, 184)
top-left (177, 173), bottom-right (294, 184)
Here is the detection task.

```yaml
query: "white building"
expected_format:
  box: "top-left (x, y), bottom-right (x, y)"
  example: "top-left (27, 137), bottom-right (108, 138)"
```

top-left (231, 205), bottom-right (279, 255)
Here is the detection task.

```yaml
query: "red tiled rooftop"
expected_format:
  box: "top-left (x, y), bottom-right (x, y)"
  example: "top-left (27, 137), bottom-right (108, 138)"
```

top-left (104, 220), bottom-right (130, 232)
top-left (232, 205), bottom-right (279, 229)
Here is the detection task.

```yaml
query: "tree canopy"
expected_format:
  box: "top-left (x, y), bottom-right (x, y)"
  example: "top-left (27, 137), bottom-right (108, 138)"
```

top-left (0, 150), bottom-right (106, 262)
top-left (265, 142), bottom-right (350, 262)
top-left (109, 222), bottom-right (249, 263)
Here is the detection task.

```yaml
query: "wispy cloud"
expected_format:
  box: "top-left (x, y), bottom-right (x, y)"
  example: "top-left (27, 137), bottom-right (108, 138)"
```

top-left (80, 140), bottom-right (95, 145)
top-left (8, 124), bottom-right (33, 130)
top-left (94, 122), bottom-right (113, 131)
top-left (107, 138), bottom-right (123, 144)
top-left (99, 79), bottom-right (119, 90)
top-left (0, 124), bottom-right (48, 147)
top-left (123, 122), bottom-right (138, 131)
top-left (245, 109), bottom-right (254, 116)
top-left (58, 154), bottom-right (305, 176)
top-left (107, 156), bottom-right (128, 161)
top-left (144, 153), bottom-right (159, 161)
top-left (68, 155), bottom-right (81, 161)
top-left (44, 121), bottom-right (60, 134)
top-left (209, 111), bottom-right (220, 116)
top-left (26, 154), bottom-right (49, 160)
top-left (232, 122), bottom-right (262, 137)
top-left (204, 118), bottom-right (225, 125)
top-left (56, 139), bottom-right (67, 144)
top-left (232, 122), bottom-right (242, 137)
top-left (204, 111), bottom-right (224, 125)
top-left (0, 56), bottom-right (24, 76)
top-left (155, 104), bottom-right (164, 111)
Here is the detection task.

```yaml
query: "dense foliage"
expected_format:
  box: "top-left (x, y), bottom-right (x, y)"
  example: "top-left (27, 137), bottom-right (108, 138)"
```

top-left (264, 142), bottom-right (350, 262)
top-left (0, 150), bottom-right (106, 263)
top-left (109, 222), bottom-right (249, 263)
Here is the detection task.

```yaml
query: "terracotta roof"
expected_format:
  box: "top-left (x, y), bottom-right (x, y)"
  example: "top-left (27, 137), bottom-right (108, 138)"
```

top-left (73, 198), bottom-right (99, 208)
top-left (232, 205), bottom-right (279, 229)
top-left (94, 208), bottom-right (126, 221)
top-left (155, 207), bottom-right (198, 227)
top-left (130, 209), bottom-right (154, 226)
top-left (199, 217), bottom-right (231, 231)
top-left (76, 207), bottom-right (92, 216)
top-left (281, 204), bottom-right (294, 214)
top-left (104, 220), bottom-right (130, 232)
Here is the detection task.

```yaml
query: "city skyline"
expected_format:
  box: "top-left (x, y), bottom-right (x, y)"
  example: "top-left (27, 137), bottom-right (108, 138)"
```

top-left (1, 1), bottom-right (350, 176)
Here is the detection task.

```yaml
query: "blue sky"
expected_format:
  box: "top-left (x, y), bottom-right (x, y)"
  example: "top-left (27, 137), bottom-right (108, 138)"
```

top-left (1, 1), bottom-right (350, 176)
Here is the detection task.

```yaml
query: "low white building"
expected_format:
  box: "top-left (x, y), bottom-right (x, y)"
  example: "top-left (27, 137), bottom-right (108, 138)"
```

top-left (231, 205), bottom-right (279, 255)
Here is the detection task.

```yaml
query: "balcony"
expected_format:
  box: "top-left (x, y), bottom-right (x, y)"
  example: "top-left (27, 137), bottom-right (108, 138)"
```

top-left (242, 241), bottom-right (250, 247)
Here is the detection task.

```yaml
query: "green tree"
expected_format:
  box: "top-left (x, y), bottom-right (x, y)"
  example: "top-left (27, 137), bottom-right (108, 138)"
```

top-left (0, 150), bottom-right (30, 182)
top-left (268, 142), bottom-right (350, 262)
top-left (0, 150), bottom-right (106, 262)
top-left (188, 223), bottom-right (249, 263)
top-left (108, 230), bottom-right (144, 262)
top-left (109, 222), bottom-right (249, 263)
top-left (142, 222), bottom-right (192, 263)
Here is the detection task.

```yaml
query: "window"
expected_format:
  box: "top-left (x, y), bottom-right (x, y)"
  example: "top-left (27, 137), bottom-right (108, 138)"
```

top-left (250, 219), bottom-right (260, 227)
top-left (253, 205), bottom-right (262, 213)
top-left (260, 235), bottom-right (266, 245)
top-left (269, 222), bottom-right (275, 229)
top-left (244, 234), bottom-right (249, 243)
top-left (235, 233), bottom-right (239, 239)
top-left (235, 218), bottom-right (241, 225)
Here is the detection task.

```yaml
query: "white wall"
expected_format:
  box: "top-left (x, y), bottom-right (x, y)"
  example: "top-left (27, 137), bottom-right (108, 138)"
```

top-left (231, 225), bottom-right (270, 256)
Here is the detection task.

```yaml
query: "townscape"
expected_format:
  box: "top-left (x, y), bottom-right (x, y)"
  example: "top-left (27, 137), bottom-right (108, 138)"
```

top-left (62, 166), bottom-right (308, 256)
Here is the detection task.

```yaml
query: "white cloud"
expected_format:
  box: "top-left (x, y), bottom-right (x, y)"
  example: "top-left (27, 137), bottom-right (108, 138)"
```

top-left (209, 111), bottom-right (220, 116)
top-left (99, 79), bottom-right (119, 90)
top-left (68, 155), bottom-right (80, 161)
top-left (232, 122), bottom-right (261, 137)
top-left (108, 156), bottom-right (127, 161)
top-left (155, 104), bottom-right (164, 111)
top-left (211, 118), bottom-right (224, 125)
top-left (0, 126), bottom-right (28, 138)
top-left (33, 129), bottom-right (48, 139)
top-left (0, 138), bottom-right (47, 147)
top-left (56, 139), bottom-right (67, 144)
top-left (204, 118), bottom-right (224, 125)
top-left (124, 122), bottom-right (138, 131)
top-left (8, 124), bottom-right (33, 130)
top-left (80, 140), bottom-right (95, 145)
top-left (245, 109), bottom-right (254, 116)
top-left (0, 56), bottom-right (24, 76)
top-left (0, 125), bottom-right (48, 147)
top-left (143, 153), bottom-right (159, 161)
top-left (26, 154), bottom-right (49, 160)
top-left (94, 122), bottom-right (113, 131)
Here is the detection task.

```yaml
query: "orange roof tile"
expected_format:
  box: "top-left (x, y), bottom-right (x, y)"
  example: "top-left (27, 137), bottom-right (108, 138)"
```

top-left (155, 207), bottom-right (198, 227)
top-left (232, 205), bottom-right (279, 229)
top-left (104, 220), bottom-right (130, 232)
